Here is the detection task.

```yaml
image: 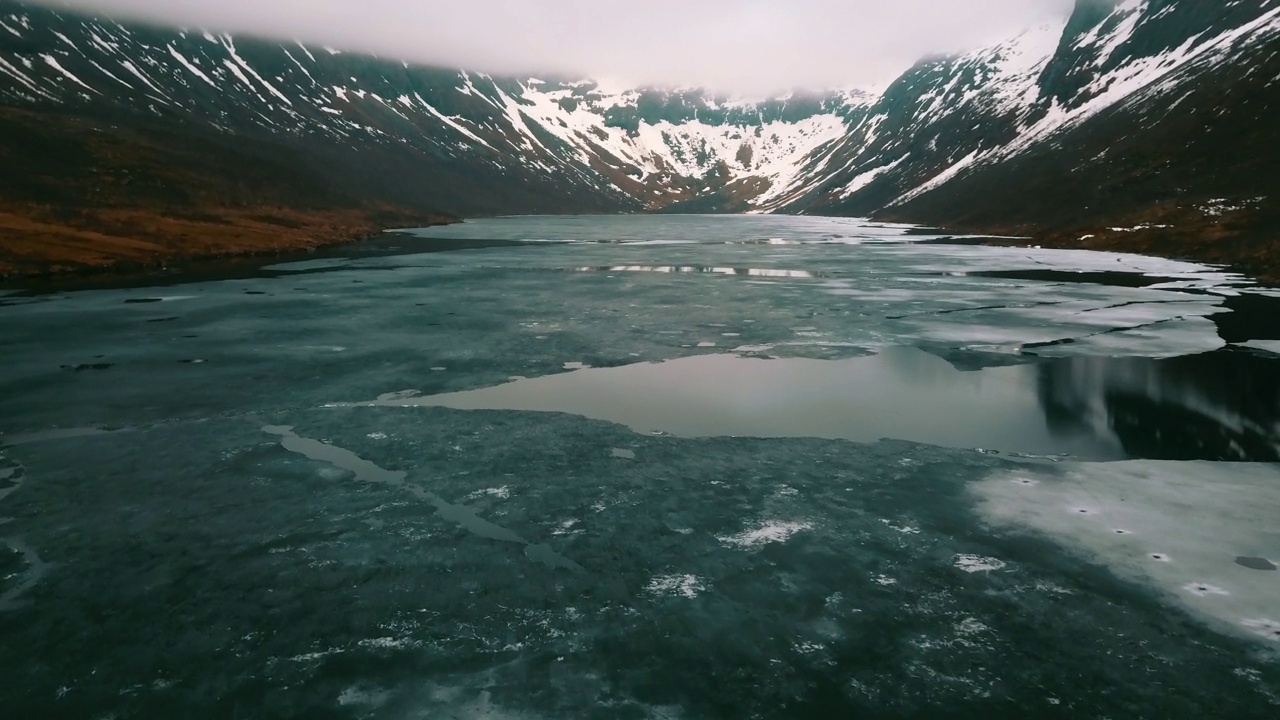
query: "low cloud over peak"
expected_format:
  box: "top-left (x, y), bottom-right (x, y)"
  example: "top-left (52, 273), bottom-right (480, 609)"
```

top-left (32, 0), bottom-right (1076, 94)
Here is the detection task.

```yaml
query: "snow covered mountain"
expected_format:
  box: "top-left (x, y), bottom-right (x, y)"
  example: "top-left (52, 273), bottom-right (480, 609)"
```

top-left (793, 0), bottom-right (1280, 220)
top-left (0, 0), bottom-right (873, 216)
top-left (1, 0), bottom-right (1278, 272)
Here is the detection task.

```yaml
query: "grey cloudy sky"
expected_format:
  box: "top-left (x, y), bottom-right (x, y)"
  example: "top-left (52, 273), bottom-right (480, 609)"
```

top-left (36, 1), bottom-right (1076, 94)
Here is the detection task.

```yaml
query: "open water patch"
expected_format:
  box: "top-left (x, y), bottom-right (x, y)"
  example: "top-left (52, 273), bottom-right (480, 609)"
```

top-left (355, 346), bottom-right (1280, 462)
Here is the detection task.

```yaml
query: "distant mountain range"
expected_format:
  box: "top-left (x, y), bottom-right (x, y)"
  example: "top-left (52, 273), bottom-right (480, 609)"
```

top-left (1, 0), bottom-right (1278, 277)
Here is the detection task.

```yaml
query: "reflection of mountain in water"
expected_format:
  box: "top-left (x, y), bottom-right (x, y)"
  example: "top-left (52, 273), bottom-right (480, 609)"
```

top-left (1037, 352), bottom-right (1280, 462)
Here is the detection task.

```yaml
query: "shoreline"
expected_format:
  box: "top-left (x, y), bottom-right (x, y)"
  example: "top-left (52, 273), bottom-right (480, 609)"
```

top-left (3, 212), bottom-right (1276, 293)
top-left (0, 213), bottom-right (458, 293)
top-left (0, 231), bottom-right (551, 295)
top-left (981, 234), bottom-right (1280, 288)
top-left (913, 232), bottom-right (1280, 286)
top-left (897, 216), bottom-right (1280, 288)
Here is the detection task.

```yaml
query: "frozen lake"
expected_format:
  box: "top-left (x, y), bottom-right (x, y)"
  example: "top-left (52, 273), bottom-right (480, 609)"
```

top-left (1, 215), bottom-right (1278, 717)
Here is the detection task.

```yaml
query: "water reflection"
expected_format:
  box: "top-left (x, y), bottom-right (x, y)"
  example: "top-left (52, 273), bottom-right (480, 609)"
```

top-left (574, 266), bottom-right (828, 279)
top-left (1038, 351), bottom-right (1280, 461)
top-left (363, 347), bottom-right (1280, 462)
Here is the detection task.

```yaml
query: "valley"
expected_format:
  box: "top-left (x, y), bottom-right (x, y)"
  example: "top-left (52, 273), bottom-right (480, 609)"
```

top-left (4, 2), bottom-right (1280, 711)
top-left (1, 0), bottom-right (1279, 278)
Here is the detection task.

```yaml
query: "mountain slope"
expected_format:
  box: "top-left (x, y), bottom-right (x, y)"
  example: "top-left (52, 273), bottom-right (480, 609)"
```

top-left (783, 0), bottom-right (1280, 214)
top-left (884, 6), bottom-right (1280, 277)
top-left (880, 1), bottom-right (1280, 265)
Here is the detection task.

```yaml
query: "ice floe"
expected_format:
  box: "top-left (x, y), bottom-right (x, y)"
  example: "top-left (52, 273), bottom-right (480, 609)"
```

top-left (973, 461), bottom-right (1280, 643)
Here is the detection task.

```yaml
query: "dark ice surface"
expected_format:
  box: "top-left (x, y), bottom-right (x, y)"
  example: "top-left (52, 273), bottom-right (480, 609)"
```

top-left (1, 216), bottom-right (1278, 718)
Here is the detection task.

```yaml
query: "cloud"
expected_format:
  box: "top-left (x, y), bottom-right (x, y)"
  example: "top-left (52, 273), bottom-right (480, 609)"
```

top-left (32, 0), bottom-right (1077, 94)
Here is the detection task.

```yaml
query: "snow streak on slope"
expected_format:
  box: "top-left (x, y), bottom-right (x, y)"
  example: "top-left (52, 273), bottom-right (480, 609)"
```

top-left (500, 80), bottom-right (855, 209)
top-left (838, 156), bottom-right (908, 199)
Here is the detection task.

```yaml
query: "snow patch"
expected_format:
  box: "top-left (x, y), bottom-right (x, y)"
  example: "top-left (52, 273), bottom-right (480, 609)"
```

top-left (718, 520), bottom-right (813, 548)
top-left (838, 156), bottom-right (907, 199)
top-left (953, 554), bottom-right (1007, 573)
top-left (644, 574), bottom-right (707, 598)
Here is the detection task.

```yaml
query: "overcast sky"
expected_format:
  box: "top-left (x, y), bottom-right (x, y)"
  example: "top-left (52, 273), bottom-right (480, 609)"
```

top-left (35, 1), bottom-right (1076, 94)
